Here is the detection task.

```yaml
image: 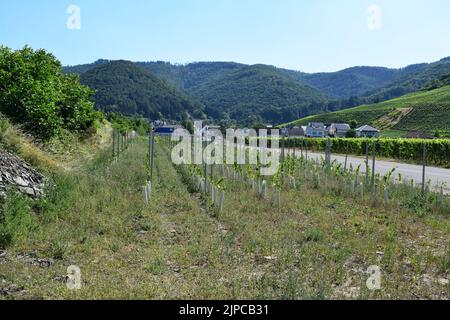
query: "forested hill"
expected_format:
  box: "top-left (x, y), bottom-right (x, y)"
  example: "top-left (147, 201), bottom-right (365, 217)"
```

top-left (65, 56), bottom-right (450, 125)
top-left (281, 66), bottom-right (398, 99)
top-left (188, 64), bottom-right (327, 124)
top-left (69, 61), bottom-right (327, 125)
top-left (137, 61), bottom-right (245, 92)
top-left (282, 58), bottom-right (450, 100)
top-left (362, 57), bottom-right (450, 102)
top-left (138, 62), bottom-right (327, 124)
top-left (79, 60), bottom-right (206, 120)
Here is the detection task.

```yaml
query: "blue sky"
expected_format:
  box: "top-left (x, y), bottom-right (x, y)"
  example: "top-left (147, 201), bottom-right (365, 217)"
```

top-left (1, 0), bottom-right (449, 72)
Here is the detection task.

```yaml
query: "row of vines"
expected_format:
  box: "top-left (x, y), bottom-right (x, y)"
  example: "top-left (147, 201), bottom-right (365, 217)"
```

top-left (276, 138), bottom-right (450, 167)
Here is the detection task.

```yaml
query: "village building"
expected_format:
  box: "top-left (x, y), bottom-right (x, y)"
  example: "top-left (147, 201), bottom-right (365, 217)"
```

top-left (328, 123), bottom-right (351, 138)
top-left (305, 122), bottom-right (327, 138)
top-left (355, 125), bottom-right (380, 138)
top-left (287, 126), bottom-right (305, 137)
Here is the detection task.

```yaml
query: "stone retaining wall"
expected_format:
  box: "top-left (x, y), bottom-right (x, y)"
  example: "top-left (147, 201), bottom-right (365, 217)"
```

top-left (0, 152), bottom-right (47, 198)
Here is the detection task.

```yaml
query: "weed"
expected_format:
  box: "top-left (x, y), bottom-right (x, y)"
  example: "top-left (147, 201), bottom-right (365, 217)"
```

top-left (305, 228), bottom-right (324, 243)
top-left (0, 190), bottom-right (37, 248)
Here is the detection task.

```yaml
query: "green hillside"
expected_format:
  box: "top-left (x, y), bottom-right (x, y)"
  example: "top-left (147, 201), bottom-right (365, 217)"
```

top-left (364, 57), bottom-right (450, 102)
top-left (281, 66), bottom-right (398, 99)
top-left (190, 64), bottom-right (327, 124)
top-left (80, 60), bottom-right (205, 120)
top-left (65, 57), bottom-right (450, 125)
top-left (284, 85), bottom-right (450, 136)
top-left (137, 61), bottom-right (245, 92)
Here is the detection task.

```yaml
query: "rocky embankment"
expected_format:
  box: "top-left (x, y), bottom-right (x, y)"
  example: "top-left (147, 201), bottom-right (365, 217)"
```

top-left (0, 152), bottom-right (46, 198)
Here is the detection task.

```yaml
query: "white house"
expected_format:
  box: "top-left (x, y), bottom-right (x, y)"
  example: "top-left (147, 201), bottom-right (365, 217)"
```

top-left (356, 125), bottom-right (380, 138)
top-left (329, 123), bottom-right (351, 138)
top-left (305, 123), bottom-right (327, 138)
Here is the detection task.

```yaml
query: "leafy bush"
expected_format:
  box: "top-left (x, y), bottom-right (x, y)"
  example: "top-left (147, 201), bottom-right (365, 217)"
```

top-left (0, 190), bottom-right (38, 248)
top-left (0, 46), bottom-right (102, 139)
top-left (106, 112), bottom-right (149, 135)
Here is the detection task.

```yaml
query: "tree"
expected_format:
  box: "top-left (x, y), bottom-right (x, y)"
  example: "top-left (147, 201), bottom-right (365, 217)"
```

top-left (182, 119), bottom-right (194, 134)
top-left (0, 46), bottom-right (101, 139)
top-left (346, 129), bottom-right (357, 138)
top-left (349, 120), bottom-right (358, 129)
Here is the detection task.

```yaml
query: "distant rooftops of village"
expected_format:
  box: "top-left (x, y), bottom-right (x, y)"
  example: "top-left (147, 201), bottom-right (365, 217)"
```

top-left (151, 120), bottom-right (437, 139)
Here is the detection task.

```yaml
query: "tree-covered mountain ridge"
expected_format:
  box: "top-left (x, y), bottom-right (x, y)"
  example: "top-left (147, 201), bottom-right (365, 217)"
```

top-left (64, 56), bottom-right (450, 125)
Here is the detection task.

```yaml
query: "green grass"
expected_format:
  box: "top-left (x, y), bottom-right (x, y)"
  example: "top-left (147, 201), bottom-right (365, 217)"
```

top-left (1, 139), bottom-right (449, 299)
top-left (283, 85), bottom-right (450, 135)
top-left (380, 130), bottom-right (407, 138)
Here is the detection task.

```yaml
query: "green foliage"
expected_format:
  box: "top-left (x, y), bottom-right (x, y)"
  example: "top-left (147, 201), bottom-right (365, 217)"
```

top-left (106, 112), bottom-right (149, 135)
top-left (420, 73), bottom-right (450, 91)
top-left (182, 119), bottom-right (194, 134)
top-left (283, 66), bottom-right (399, 99)
top-left (364, 58), bottom-right (450, 102)
top-left (0, 46), bottom-right (101, 139)
top-left (65, 57), bottom-right (450, 126)
top-left (48, 238), bottom-right (68, 260)
top-left (191, 64), bottom-right (326, 125)
top-left (345, 129), bottom-right (357, 138)
top-left (80, 60), bottom-right (206, 121)
top-left (305, 228), bottom-right (324, 243)
top-left (145, 258), bottom-right (166, 275)
top-left (69, 61), bottom-right (327, 125)
top-left (0, 190), bottom-right (37, 248)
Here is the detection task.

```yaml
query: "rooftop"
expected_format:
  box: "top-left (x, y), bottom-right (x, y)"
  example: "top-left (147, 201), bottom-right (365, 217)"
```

top-left (356, 125), bottom-right (379, 132)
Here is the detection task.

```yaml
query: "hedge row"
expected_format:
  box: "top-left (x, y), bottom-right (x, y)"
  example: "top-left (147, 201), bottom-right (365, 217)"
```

top-left (278, 138), bottom-right (450, 167)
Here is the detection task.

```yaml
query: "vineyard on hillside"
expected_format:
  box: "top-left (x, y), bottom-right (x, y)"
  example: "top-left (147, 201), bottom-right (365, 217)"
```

top-left (284, 85), bottom-right (450, 136)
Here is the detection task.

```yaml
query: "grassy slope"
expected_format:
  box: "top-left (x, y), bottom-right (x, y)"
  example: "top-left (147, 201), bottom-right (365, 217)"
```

top-left (284, 85), bottom-right (450, 135)
top-left (1, 139), bottom-right (448, 299)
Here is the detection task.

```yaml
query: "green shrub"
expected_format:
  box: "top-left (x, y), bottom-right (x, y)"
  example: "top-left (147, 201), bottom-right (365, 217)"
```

top-left (0, 190), bottom-right (38, 248)
top-left (305, 228), bottom-right (324, 242)
top-left (0, 46), bottom-right (102, 139)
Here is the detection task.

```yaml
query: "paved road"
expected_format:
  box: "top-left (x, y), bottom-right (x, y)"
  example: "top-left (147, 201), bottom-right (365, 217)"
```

top-left (284, 148), bottom-right (450, 195)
